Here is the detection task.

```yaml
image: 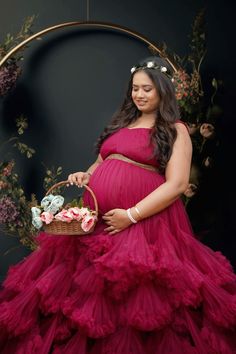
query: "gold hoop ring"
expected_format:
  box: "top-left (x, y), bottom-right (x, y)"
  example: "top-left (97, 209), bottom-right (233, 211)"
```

top-left (0, 21), bottom-right (177, 72)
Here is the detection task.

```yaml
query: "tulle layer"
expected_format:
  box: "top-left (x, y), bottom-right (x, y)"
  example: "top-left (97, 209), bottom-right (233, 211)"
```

top-left (0, 159), bottom-right (236, 352)
top-left (1, 219), bottom-right (236, 353)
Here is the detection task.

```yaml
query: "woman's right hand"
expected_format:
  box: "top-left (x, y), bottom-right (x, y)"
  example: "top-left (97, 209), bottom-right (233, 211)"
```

top-left (67, 171), bottom-right (91, 187)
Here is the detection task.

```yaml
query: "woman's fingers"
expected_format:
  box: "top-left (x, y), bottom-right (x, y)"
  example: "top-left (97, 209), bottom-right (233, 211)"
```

top-left (104, 210), bottom-right (115, 217)
top-left (109, 229), bottom-right (119, 235)
top-left (67, 172), bottom-right (91, 187)
top-left (75, 173), bottom-right (83, 185)
top-left (104, 225), bottom-right (120, 235)
top-left (104, 225), bottom-right (115, 231)
top-left (102, 215), bottom-right (112, 221)
top-left (67, 172), bottom-right (84, 186)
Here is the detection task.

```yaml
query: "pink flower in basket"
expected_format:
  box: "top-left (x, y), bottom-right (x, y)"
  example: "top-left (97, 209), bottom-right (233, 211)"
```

top-left (81, 214), bottom-right (96, 232)
top-left (55, 209), bottom-right (74, 223)
top-left (67, 207), bottom-right (83, 221)
top-left (78, 207), bottom-right (90, 218)
top-left (40, 211), bottom-right (54, 224)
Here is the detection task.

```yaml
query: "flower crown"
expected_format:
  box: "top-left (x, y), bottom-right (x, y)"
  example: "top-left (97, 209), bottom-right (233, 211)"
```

top-left (130, 61), bottom-right (174, 82)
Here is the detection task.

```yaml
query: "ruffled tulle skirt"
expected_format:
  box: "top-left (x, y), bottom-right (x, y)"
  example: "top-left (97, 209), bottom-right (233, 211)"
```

top-left (1, 159), bottom-right (236, 353)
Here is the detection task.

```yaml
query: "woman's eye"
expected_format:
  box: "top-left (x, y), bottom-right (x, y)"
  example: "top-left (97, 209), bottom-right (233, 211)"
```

top-left (132, 88), bottom-right (151, 92)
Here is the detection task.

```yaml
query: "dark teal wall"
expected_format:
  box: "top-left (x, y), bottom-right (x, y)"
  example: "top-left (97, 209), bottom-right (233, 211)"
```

top-left (1, 0), bottom-right (235, 281)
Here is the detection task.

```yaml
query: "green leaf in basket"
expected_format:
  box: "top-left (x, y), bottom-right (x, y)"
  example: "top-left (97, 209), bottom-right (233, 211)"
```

top-left (69, 199), bottom-right (79, 207)
top-left (78, 197), bottom-right (83, 208)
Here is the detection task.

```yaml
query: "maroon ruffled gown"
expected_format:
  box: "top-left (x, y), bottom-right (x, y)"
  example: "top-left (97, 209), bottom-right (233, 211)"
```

top-left (0, 126), bottom-right (236, 353)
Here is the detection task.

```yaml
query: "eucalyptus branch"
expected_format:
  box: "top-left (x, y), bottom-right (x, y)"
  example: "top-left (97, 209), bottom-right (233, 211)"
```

top-left (197, 49), bottom-right (207, 74)
top-left (0, 136), bottom-right (19, 152)
top-left (2, 15), bottom-right (36, 54)
top-left (0, 227), bottom-right (19, 238)
top-left (210, 78), bottom-right (218, 105)
top-left (3, 245), bottom-right (21, 256)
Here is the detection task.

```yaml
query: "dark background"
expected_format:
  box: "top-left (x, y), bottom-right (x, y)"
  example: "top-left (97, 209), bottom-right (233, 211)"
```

top-left (0, 0), bottom-right (235, 282)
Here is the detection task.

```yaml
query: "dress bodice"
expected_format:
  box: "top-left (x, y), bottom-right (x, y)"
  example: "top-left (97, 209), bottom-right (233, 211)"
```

top-left (100, 128), bottom-right (159, 167)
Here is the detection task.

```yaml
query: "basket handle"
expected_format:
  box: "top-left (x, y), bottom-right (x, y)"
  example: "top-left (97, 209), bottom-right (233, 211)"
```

top-left (45, 180), bottom-right (98, 216)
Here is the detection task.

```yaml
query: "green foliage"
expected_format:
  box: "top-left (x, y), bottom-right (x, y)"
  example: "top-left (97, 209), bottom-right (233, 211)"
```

top-left (0, 115), bottom-right (35, 159)
top-left (0, 158), bottom-right (38, 250)
top-left (0, 117), bottom-right (64, 250)
top-left (64, 197), bottom-right (84, 209)
top-left (0, 16), bottom-right (36, 97)
top-left (151, 8), bottom-right (222, 209)
top-left (0, 15), bottom-right (36, 61)
top-left (0, 15), bottom-right (66, 251)
top-left (42, 165), bottom-right (64, 196)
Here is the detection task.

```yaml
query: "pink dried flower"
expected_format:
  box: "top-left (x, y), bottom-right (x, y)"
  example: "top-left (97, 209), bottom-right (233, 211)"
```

top-left (40, 211), bottom-right (54, 224)
top-left (0, 63), bottom-right (21, 96)
top-left (81, 215), bottom-right (96, 232)
top-left (55, 209), bottom-right (74, 223)
top-left (184, 183), bottom-right (198, 198)
top-left (2, 160), bottom-right (15, 176)
top-left (0, 196), bottom-right (19, 224)
top-left (0, 181), bottom-right (8, 190)
top-left (67, 207), bottom-right (82, 221)
top-left (200, 123), bottom-right (215, 139)
top-left (77, 207), bottom-right (90, 218)
top-left (173, 68), bottom-right (202, 106)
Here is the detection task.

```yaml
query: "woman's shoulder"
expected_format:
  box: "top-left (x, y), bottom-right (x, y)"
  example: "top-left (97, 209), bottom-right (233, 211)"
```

top-left (174, 120), bottom-right (192, 151)
top-left (174, 119), bottom-right (189, 133)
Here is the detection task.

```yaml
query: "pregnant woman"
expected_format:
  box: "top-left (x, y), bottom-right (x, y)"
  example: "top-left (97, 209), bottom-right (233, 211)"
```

top-left (0, 56), bottom-right (236, 353)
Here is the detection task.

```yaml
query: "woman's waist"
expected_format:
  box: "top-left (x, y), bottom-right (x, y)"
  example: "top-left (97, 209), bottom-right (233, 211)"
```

top-left (104, 153), bottom-right (159, 172)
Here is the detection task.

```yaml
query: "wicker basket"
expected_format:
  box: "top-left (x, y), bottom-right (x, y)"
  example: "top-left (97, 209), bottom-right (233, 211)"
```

top-left (43, 180), bottom-right (98, 235)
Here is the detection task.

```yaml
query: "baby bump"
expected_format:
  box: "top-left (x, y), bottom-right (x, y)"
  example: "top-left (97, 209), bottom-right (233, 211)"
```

top-left (82, 160), bottom-right (165, 214)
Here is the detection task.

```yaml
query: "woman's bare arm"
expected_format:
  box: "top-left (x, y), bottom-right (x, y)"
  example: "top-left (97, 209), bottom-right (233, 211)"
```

top-left (133, 123), bottom-right (192, 219)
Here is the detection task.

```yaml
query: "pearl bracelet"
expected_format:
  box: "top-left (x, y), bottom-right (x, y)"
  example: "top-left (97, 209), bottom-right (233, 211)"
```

top-left (127, 208), bottom-right (138, 223)
top-left (134, 206), bottom-right (141, 219)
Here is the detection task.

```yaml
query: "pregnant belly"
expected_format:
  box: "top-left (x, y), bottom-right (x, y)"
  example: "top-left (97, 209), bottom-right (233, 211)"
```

top-left (82, 160), bottom-right (164, 214)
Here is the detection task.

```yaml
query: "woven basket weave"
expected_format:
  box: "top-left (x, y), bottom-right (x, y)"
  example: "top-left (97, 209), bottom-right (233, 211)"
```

top-left (43, 180), bottom-right (98, 235)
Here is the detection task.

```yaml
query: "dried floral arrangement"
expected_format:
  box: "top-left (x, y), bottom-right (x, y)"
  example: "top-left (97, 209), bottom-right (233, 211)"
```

top-left (150, 8), bottom-right (222, 209)
top-left (0, 16), bottom-right (63, 250)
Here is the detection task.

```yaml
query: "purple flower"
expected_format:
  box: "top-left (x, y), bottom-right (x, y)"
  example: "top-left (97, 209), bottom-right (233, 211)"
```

top-left (0, 62), bottom-right (21, 97)
top-left (0, 196), bottom-right (19, 224)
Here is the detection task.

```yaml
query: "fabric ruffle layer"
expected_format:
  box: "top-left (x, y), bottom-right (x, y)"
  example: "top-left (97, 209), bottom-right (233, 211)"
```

top-left (0, 211), bottom-right (236, 353)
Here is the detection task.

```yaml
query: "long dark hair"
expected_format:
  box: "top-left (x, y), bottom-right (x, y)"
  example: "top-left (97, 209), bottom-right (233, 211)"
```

top-left (96, 56), bottom-right (180, 173)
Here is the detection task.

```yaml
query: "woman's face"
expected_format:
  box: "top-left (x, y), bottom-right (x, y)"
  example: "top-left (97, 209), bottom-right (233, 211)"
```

top-left (131, 71), bottom-right (160, 114)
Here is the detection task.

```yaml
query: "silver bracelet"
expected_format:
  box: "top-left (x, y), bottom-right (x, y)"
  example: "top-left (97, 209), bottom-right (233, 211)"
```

top-left (126, 208), bottom-right (138, 223)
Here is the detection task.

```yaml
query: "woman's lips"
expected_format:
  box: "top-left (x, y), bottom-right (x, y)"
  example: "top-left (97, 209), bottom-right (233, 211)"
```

top-left (136, 100), bottom-right (147, 105)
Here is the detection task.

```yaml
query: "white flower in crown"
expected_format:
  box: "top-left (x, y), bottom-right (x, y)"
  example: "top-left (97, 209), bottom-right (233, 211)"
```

top-left (160, 66), bottom-right (167, 73)
top-left (147, 61), bottom-right (155, 68)
top-left (131, 66), bottom-right (136, 74)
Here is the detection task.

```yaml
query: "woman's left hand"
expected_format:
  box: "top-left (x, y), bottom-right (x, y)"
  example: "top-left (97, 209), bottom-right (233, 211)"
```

top-left (102, 208), bottom-right (132, 235)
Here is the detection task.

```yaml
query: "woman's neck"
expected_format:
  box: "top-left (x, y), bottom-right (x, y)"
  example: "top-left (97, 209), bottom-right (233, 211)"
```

top-left (135, 113), bottom-right (156, 126)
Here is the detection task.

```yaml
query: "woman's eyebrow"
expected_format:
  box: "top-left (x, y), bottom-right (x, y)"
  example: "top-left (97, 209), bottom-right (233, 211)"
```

top-left (132, 84), bottom-right (153, 87)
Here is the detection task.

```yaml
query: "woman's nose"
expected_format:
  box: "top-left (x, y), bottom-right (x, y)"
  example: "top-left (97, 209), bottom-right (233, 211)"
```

top-left (136, 89), bottom-right (144, 98)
